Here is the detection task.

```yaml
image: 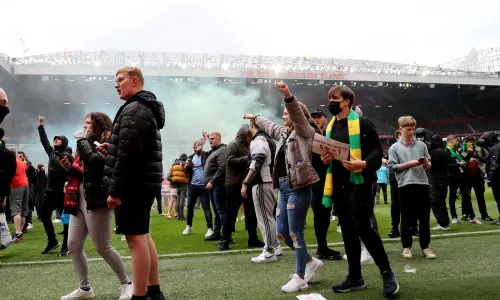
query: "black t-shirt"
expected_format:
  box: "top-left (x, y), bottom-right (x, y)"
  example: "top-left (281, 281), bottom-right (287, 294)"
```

top-left (276, 144), bottom-right (288, 178)
top-left (330, 118), bottom-right (351, 187)
top-left (430, 148), bottom-right (454, 185)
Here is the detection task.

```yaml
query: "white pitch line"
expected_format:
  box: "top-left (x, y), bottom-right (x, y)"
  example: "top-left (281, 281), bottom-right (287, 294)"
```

top-left (1, 229), bottom-right (499, 266)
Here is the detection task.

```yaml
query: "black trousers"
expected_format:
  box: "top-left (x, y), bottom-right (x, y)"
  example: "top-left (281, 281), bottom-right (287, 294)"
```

top-left (41, 190), bottom-right (65, 244)
top-left (449, 176), bottom-right (474, 219)
top-left (155, 190), bottom-right (163, 214)
top-left (430, 183), bottom-right (450, 227)
top-left (376, 183), bottom-right (388, 204)
top-left (222, 185), bottom-right (258, 241)
top-left (468, 175), bottom-right (489, 218)
top-left (186, 184), bottom-right (213, 229)
top-left (5, 196), bottom-right (12, 221)
top-left (335, 186), bottom-right (391, 279)
top-left (399, 185), bottom-right (431, 249)
top-left (390, 181), bottom-right (418, 231)
top-left (491, 181), bottom-right (500, 219)
top-left (311, 185), bottom-right (332, 251)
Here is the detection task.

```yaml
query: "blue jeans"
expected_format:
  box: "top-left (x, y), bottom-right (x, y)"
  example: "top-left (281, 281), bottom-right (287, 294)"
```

top-left (208, 184), bottom-right (226, 234)
top-left (277, 177), bottom-right (312, 275)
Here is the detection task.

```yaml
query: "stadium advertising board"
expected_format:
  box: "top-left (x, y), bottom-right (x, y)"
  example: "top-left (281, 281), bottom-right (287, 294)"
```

top-left (240, 71), bottom-right (345, 80)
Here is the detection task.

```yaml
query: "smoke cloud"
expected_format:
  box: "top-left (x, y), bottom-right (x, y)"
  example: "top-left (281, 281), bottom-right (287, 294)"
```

top-left (1, 75), bottom-right (282, 171)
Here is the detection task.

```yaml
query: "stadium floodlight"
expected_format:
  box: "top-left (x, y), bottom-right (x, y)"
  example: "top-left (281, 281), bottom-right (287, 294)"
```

top-left (95, 61), bottom-right (101, 67)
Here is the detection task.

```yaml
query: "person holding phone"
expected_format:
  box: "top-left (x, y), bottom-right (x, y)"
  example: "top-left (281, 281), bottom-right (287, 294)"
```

top-left (38, 115), bottom-right (73, 256)
top-left (388, 115), bottom-right (435, 260)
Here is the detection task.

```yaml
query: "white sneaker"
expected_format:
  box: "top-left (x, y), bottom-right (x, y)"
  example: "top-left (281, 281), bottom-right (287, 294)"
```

top-left (121, 235), bottom-right (126, 241)
top-left (251, 250), bottom-right (277, 263)
top-left (337, 225), bottom-right (342, 233)
top-left (342, 254), bottom-right (348, 260)
top-left (27, 223), bottom-right (33, 230)
top-left (432, 225), bottom-right (450, 231)
top-left (304, 257), bottom-right (324, 283)
top-left (360, 248), bottom-right (375, 265)
top-left (241, 215), bottom-right (245, 221)
top-left (274, 245), bottom-right (283, 256)
top-left (53, 218), bottom-right (61, 224)
top-left (470, 218), bottom-right (482, 224)
top-left (183, 226), bottom-right (192, 235)
top-left (119, 282), bottom-right (133, 300)
top-left (281, 274), bottom-right (308, 293)
top-left (331, 215), bottom-right (336, 221)
top-left (60, 288), bottom-right (95, 300)
top-left (451, 218), bottom-right (458, 224)
top-left (205, 228), bottom-right (214, 238)
top-left (403, 248), bottom-right (413, 259)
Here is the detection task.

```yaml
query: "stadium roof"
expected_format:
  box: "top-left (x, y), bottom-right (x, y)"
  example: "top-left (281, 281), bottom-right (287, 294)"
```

top-left (1, 49), bottom-right (500, 86)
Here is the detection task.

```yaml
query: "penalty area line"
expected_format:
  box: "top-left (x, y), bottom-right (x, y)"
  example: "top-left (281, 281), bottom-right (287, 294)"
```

top-left (1, 229), bottom-right (499, 266)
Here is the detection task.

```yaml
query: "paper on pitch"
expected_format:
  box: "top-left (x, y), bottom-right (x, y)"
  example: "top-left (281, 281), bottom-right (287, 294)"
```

top-left (296, 293), bottom-right (327, 300)
top-left (312, 133), bottom-right (350, 161)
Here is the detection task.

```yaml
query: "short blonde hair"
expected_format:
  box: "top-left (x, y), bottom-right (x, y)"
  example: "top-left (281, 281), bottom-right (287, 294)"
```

top-left (116, 66), bottom-right (144, 85)
top-left (209, 132), bottom-right (221, 139)
top-left (398, 116), bottom-right (417, 128)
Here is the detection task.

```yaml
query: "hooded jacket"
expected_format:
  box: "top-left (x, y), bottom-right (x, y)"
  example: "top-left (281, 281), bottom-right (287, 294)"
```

top-left (103, 90), bottom-right (165, 201)
top-left (0, 141), bottom-right (16, 197)
top-left (38, 126), bottom-right (73, 191)
top-left (480, 131), bottom-right (500, 182)
top-left (429, 134), bottom-right (454, 185)
top-left (225, 125), bottom-right (251, 187)
top-left (170, 154), bottom-right (189, 184)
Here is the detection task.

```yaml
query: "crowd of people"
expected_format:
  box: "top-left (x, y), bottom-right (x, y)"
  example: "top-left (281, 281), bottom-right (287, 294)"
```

top-left (1, 67), bottom-right (500, 299)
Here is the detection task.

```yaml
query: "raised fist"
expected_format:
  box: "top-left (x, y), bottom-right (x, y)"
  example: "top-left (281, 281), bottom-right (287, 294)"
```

top-left (39, 116), bottom-right (45, 125)
top-left (275, 81), bottom-right (292, 98)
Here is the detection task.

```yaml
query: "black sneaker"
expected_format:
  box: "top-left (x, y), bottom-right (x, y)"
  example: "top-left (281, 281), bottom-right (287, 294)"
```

top-left (388, 229), bottom-right (400, 238)
top-left (218, 242), bottom-right (230, 251)
top-left (214, 238), bottom-right (234, 245)
top-left (41, 241), bottom-right (60, 254)
top-left (461, 215), bottom-right (469, 222)
top-left (482, 216), bottom-right (494, 221)
top-left (59, 247), bottom-right (69, 256)
top-left (147, 291), bottom-right (165, 300)
top-left (492, 220), bottom-right (500, 226)
top-left (333, 277), bottom-right (367, 293)
top-left (204, 232), bottom-right (220, 241)
top-left (316, 248), bottom-right (343, 260)
top-left (12, 233), bottom-right (24, 243)
top-left (247, 239), bottom-right (265, 248)
top-left (381, 269), bottom-right (399, 298)
top-left (411, 229), bottom-right (419, 237)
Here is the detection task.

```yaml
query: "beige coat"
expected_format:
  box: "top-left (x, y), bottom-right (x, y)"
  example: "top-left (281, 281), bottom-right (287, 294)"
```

top-left (254, 97), bottom-right (319, 190)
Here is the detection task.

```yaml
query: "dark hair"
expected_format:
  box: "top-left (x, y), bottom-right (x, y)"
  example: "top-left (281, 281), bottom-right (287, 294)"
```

top-left (464, 136), bottom-right (475, 142)
top-left (37, 164), bottom-right (44, 169)
top-left (17, 151), bottom-right (27, 159)
top-left (0, 128), bottom-right (4, 140)
top-left (86, 112), bottom-right (112, 143)
top-left (327, 85), bottom-right (355, 108)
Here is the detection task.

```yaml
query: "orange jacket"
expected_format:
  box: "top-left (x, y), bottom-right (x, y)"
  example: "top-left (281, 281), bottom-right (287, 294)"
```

top-left (170, 164), bottom-right (189, 184)
top-left (11, 157), bottom-right (29, 188)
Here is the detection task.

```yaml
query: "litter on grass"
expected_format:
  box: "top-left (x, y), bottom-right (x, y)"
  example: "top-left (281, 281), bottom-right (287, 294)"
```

top-left (404, 265), bottom-right (417, 273)
top-left (297, 293), bottom-right (327, 300)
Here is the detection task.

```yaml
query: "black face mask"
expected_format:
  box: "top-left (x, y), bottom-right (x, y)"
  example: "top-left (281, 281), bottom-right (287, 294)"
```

top-left (328, 101), bottom-right (344, 116)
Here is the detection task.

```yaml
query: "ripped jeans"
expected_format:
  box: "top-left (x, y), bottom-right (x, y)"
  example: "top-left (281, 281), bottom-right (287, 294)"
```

top-left (277, 177), bottom-right (312, 276)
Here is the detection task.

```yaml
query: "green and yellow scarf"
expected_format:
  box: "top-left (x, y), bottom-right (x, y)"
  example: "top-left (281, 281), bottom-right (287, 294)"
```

top-left (447, 143), bottom-right (462, 162)
top-left (322, 110), bottom-right (364, 208)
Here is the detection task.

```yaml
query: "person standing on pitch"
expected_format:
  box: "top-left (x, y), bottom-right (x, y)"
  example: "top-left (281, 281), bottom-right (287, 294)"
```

top-left (388, 116), bottom-right (435, 260)
top-left (321, 85), bottom-right (398, 297)
top-left (102, 66), bottom-right (165, 300)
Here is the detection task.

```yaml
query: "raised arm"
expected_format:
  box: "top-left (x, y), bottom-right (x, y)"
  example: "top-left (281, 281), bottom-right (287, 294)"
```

top-left (38, 116), bottom-right (53, 156)
top-left (275, 82), bottom-right (314, 139)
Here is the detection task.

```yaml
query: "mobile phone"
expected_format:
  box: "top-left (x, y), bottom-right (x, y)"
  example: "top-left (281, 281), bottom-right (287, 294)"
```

top-left (94, 141), bottom-right (102, 147)
top-left (418, 157), bottom-right (426, 162)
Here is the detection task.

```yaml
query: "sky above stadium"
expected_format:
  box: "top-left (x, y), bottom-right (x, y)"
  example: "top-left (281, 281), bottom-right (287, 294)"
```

top-left (2, 0), bottom-right (500, 66)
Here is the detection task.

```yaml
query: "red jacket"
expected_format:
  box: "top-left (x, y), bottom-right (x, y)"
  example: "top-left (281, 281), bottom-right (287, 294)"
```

top-left (11, 157), bottom-right (29, 188)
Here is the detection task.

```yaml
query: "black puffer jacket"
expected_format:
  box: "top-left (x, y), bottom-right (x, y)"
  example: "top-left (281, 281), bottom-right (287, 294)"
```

top-left (77, 136), bottom-right (109, 210)
top-left (103, 90), bottom-right (165, 201)
top-left (38, 126), bottom-right (73, 191)
top-left (0, 141), bottom-right (16, 197)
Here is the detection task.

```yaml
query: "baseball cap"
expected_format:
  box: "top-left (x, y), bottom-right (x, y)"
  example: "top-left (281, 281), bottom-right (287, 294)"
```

top-left (311, 109), bottom-right (327, 118)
